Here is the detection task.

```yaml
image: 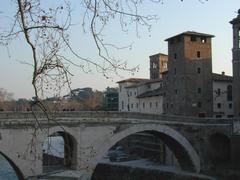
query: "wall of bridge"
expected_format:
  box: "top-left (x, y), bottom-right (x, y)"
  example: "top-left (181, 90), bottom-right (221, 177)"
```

top-left (0, 112), bottom-right (237, 179)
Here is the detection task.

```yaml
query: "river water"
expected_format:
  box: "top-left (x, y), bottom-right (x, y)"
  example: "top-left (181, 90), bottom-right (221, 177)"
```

top-left (0, 154), bottom-right (18, 180)
top-left (0, 136), bottom-right (64, 180)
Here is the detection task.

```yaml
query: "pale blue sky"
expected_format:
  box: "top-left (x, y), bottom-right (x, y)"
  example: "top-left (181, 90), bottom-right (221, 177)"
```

top-left (0, 0), bottom-right (239, 99)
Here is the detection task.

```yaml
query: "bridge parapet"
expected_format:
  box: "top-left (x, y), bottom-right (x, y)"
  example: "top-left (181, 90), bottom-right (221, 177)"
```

top-left (0, 111), bottom-right (235, 124)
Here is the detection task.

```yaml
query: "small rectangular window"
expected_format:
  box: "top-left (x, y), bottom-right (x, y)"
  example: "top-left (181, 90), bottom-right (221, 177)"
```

top-left (216, 115), bottom-right (222, 118)
top-left (198, 113), bottom-right (205, 117)
top-left (177, 36), bottom-right (181, 42)
top-left (197, 88), bottom-right (201, 94)
top-left (150, 102), bottom-right (152, 108)
top-left (191, 36), bottom-right (197, 41)
top-left (198, 102), bottom-right (202, 108)
top-left (217, 89), bottom-right (221, 96)
top-left (217, 103), bottom-right (221, 109)
top-left (201, 37), bottom-right (207, 43)
top-left (175, 89), bottom-right (178, 94)
top-left (197, 68), bottom-right (201, 74)
top-left (143, 102), bottom-right (145, 108)
top-left (174, 53), bottom-right (177, 60)
top-left (197, 51), bottom-right (201, 58)
top-left (174, 68), bottom-right (177, 75)
top-left (229, 103), bottom-right (232, 109)
top-left (156, 102), bottom-right (158, 108)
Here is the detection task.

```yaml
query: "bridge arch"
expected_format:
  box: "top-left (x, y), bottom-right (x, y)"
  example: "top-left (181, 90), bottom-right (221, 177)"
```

top-left (208, 132), bottom-right (231, 164)
top-left (93, 124), bottom-right (200, 174)
top-left (42, 126), bottom-right (78, 170)
top-left (0, 151), bottom-right (24, 180)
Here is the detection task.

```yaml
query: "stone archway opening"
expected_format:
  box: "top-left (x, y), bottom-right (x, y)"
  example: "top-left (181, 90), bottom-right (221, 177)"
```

top-left (209, 133), bottom-right (231, 164)
top-left (0, 152), bottom-right (24, 180)
top-left (42, 131), bottom-right (77, 173)
top-left (92, 129), bottom-right (199, 180)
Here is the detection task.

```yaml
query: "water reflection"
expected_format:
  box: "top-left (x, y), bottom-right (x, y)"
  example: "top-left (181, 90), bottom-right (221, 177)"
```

top-left (0, 154), bottom-right (18, 180)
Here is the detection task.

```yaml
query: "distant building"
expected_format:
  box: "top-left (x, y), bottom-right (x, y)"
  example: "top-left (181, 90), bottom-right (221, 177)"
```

top-left (118, 31), bottom-right (235, 118)
top-left (103, 87), bottom-right (119, 111)
top-left (118, 78), bottom-right (147, 112)
top-left (149, 53), bottom-right (168, 79)
top-left (212, 73), bottom-right (233, 118)
top-left (117, 78), bottom-right (163, 114)
top-left (63, 87), bottom-right (93, 101)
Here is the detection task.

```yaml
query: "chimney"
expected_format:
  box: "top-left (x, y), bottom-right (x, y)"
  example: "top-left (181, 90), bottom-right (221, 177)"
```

top-left (222, 71), bottom-right (225, 75)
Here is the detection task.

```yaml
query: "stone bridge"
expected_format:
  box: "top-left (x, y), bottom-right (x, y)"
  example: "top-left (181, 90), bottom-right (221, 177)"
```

top-left (0, 111), bottom-right (240, 179)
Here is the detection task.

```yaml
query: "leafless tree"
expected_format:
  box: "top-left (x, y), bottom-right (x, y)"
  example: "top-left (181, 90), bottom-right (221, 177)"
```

top-left (0, 0), bottom-right (208, 111)
top-left (0, 0), bottom-right (208, 174)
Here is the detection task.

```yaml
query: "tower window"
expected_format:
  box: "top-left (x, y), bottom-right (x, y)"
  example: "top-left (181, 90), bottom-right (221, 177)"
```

top-left (201, 37), bottom-right (207, 43)
top-left (177, 36), bottom-right (181, 42)
top-left (198, 102), bottom-right (202, 108)
top-left (175, 89), bottom-right (178, 94)
top-left (197, 67), bottom-right (201, 74)
top-left (152, 62), bottom-right (157, 69)
top-left (197, 51), bottom-right (201, 58)
top-left (227, 85), bottom-right (232, 101)
top-left (197, 88), bottom-right (202, 94)
top-left (174, 53), bottom-right (177, 60)
top-left (191, 36), bottom-right (197, 41)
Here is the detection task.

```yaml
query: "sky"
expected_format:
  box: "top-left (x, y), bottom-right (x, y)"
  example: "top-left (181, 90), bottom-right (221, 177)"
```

top-left (0, 0), bottom-right (239, 99)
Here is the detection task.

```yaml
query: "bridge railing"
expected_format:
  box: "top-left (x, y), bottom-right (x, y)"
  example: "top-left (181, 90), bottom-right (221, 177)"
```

top-left (0, 111), bottom-right (237, 124)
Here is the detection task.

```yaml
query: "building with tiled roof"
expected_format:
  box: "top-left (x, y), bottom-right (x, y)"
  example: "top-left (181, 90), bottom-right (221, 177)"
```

top-left (117, 31), bottom-right (234, 118)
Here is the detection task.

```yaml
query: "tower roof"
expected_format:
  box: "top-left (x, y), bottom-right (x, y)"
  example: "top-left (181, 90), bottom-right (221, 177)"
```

top-left (116, 78), bottom-right (148, 84)
top-left (165, 31), bottom-right (214, 41)
top-left (149, 53), bottom-right (168, 58)
top-left (230, 9), bottom-right (240, 24)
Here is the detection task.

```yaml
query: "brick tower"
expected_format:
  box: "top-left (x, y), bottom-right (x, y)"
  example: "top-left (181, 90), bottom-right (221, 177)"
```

top-left (164, 31), bottom-right (214, 117)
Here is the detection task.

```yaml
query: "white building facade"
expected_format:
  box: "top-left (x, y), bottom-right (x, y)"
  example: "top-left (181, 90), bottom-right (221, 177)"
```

top-left (212, 73), bottom-right (233, 118)
top-left (118, 78), bottom-right (164, 114)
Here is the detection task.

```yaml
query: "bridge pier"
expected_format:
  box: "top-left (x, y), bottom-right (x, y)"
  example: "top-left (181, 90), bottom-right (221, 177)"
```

top-left (231, 135), bottom-right (240, 169)
top-left (0, 128), bottom-right (43, 178)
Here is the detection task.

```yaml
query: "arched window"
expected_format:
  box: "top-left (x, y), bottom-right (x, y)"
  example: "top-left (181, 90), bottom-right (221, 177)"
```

top-left (227, 85), bottom-right (232, 101)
